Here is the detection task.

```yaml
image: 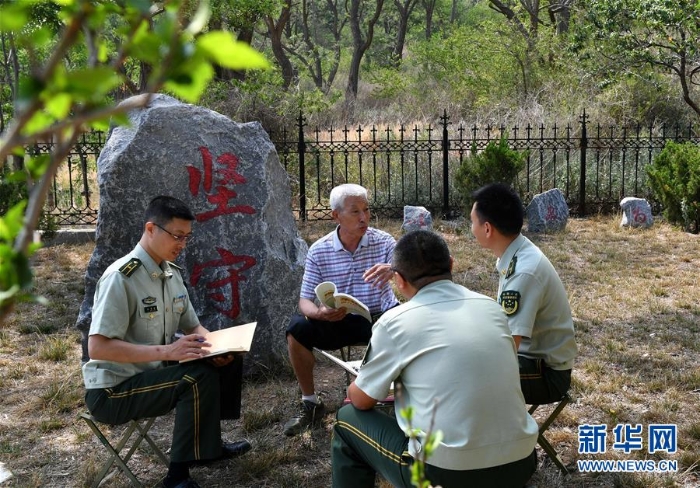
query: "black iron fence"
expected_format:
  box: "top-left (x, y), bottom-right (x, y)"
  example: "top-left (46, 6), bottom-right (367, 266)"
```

top-left (33, 112), bottom-right (699, 225)
top-left (29, 130), bottom-right (105, 226)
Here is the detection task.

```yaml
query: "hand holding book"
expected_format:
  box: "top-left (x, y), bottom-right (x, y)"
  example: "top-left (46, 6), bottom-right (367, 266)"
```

top-left (315, 281), bottom-right (372, 322)
top-left (179, 322), bottom-right (257, 363)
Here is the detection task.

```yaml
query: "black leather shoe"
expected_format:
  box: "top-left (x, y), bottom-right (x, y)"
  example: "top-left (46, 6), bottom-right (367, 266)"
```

top-left (220, 439), bottom-right (252, 459)
top-left (190, 439), bottom-right (251, 466)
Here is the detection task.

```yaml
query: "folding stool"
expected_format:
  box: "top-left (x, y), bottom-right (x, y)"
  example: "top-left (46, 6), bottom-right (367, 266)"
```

top-left (314, 342), bottom-right (367, 385)
top-left (528, 392), bottom-right (572, 475)
top-left (80, 413), bottom-right (169, 487)
top-left (314, 345), bottom-right (395, 415)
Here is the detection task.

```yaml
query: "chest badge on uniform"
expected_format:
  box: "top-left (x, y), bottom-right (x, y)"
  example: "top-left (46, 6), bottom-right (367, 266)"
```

top-left (500, 290), bottom-right (521, 315)
top-left (505, 256), bottom-right (517, 279)
top-left (142, 296), bottom-right (157, 305)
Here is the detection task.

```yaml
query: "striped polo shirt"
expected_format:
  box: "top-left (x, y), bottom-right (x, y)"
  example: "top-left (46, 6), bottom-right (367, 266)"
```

top-left (300, 226), bottom-right (399, 314)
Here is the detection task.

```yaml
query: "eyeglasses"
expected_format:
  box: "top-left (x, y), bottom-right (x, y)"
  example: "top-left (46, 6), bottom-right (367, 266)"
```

top-left (153, 223), bottom-right (193, 243)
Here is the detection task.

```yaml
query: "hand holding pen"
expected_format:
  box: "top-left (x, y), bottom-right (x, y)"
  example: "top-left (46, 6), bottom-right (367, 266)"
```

top-left (169, 332), bottom-right (211, 361)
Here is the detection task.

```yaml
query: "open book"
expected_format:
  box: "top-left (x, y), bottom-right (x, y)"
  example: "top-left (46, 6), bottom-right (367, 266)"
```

top-left (315, 281), bottom-right (372, 322)
top-left (179, 321), bottom-right (257, 363)
top-left (314, 348), bottom-right (395, 403)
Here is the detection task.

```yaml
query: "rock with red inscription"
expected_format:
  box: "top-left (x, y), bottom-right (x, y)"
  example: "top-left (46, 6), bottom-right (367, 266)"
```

top-left (526, 188), bottom-right (569, 233)
top-left (76, 94), bottom-right (307, 368)
top-left (620, 197), bottom-right (653, 228)
top-left (401, 205), bottom-right (433, 232)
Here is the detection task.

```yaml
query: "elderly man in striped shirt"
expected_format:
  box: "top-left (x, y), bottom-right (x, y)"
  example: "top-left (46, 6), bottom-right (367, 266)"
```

top-left (283, 183), bottom-right (399, 436)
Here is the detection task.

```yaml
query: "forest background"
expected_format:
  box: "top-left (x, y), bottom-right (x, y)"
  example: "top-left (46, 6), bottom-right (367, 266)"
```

top-left (185, 0), bottom-right (700, 132)
top-left (1, 2), bottom-right (700, 486)
top-left (2, 0), bottom-right (700, 136)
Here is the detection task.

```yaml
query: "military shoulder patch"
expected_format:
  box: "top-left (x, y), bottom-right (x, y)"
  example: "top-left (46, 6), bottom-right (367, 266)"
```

top-left (499, 290), bottom-right (521, 316)
top-left (505, 256), bottom-right (517, 279)
top-left (119, 258), bottom-right (142, 277)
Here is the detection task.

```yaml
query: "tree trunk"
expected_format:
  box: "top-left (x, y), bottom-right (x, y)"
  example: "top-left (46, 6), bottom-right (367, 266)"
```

top-left (422, 0), bottom-right (436, 39)
top-left (548, 0), bottom-right (572, 35)
top-left (392, 0), bottom-right (419, 65)
top-left (138, 62), bottom-right (152, 92)
top-left (345, 0), bottom-right (385, 107)
top-left (265, 1), bottom-right (296, 89)
top-left (489, 0), bottom-right (535, 45)
top-left (678, 50), bottom-right (700, 118)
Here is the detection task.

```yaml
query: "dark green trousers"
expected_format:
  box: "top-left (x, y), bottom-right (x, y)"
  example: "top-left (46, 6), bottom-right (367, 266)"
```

top-left (519, 356), bottom-right (571, 405)
top-left (85, 358), bottom-right (242, 463)
top-left (331, 405), bottom-right (537, 488)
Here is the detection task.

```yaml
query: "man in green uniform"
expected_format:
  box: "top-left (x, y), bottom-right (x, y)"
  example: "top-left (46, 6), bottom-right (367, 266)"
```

top-left (470, 183), bottom-right (577, 404)
top-left (331, 230), bottom-right (538, 487)
top-left (82, 196), bottom-right (250, 488)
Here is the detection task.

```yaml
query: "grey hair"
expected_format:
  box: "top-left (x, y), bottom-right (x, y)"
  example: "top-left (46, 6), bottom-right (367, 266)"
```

top-left (329, 184), bottom-right (368, 211)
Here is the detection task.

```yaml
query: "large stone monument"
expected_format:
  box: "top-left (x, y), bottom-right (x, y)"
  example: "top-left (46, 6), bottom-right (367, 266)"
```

top-left (526, 188), bottom-right (569, 233)
top-left (401, 205), bottom-right (433, 232)
top-left (75, 94), bottom-right (307, 369)
top-left (620, 197), bottom-right (653, 229)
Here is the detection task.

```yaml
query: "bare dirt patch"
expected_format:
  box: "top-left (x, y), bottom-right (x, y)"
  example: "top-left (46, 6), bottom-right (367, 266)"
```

top-left (0, 217), bottom-right (698, 487)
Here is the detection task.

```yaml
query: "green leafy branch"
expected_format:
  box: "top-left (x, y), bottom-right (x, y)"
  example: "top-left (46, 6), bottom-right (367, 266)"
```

top-left (0, 0), bottom-right (268, 322)
top-left (399, 397), bottom-right (444, 488)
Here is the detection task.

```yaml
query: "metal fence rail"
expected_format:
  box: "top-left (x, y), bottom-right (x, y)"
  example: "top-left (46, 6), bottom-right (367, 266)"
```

top-left (30, 112), bottom-right (699, 225)
top-left (273, 112), bottom-right (697, 219)
top-left (28, 130), bottom-right (105, 226)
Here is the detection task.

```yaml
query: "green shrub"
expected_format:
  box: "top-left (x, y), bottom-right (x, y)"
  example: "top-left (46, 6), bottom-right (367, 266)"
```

top-left (646, 141), bottom-right (700, 233)
top-left (453, 137), bottom-right (526, 211)
top-left (0, 170), bottom-right (57, 240)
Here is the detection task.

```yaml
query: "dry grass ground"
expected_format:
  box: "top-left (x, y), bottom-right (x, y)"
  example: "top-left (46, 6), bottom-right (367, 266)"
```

top-left (0, 215), bottom-right (699, 487)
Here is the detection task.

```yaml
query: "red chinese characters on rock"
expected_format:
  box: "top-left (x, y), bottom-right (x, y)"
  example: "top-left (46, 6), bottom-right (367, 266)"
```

top-left (187, 147), bottom-right (256, 222)
top-left (191, 248), bottom-right (257, 319)
top-left (545, 204), bottom-right (557, 222)
top-left (409, 214), bottom-right (426, 227)
top-left (187, 146), bottom-right (258, 319)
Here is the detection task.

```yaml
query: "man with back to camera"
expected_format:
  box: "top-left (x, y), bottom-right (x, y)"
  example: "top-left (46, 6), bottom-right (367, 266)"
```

top-left (82, 196), bottom-right (250, 488)
top-left (283, 183), bottom-right (399, 436)
top-left (331, 229), bottom-right (538, 488)
top-left (470, 182), bottom-right (578, 404)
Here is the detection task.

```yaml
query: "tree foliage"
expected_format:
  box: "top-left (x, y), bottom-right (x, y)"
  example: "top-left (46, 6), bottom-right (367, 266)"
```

top-left (165, 0), bottom-right (698, 126)
top-left (646, 141), bottom-right (700, 233)
top-left (0, 0), bottom-right (268, 322)
top-left (582, 0), bottom-right (700, 117)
